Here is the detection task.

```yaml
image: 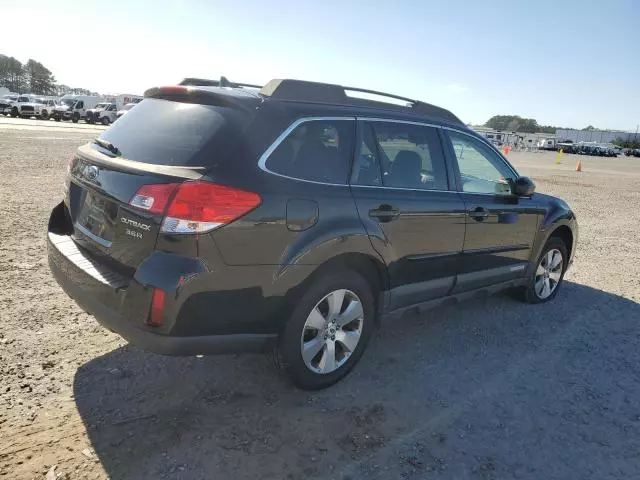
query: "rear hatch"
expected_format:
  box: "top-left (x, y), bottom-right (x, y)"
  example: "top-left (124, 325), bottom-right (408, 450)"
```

top-left (66, 94), bottom-right (257, 272)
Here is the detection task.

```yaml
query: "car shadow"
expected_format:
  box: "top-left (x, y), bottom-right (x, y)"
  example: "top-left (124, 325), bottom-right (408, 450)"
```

top-left (73, 281), bottom-right (640, 479)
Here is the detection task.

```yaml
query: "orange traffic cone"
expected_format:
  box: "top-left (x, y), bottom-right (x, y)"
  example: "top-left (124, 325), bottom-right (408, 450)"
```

top-left (575, 160), bottom-right (582, 172)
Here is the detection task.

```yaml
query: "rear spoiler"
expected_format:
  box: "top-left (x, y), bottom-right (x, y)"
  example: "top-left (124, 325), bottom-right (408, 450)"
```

top-left (179, 76), bottom-right (262, 89)
top-left (143, 85), bottom-right (256, 112)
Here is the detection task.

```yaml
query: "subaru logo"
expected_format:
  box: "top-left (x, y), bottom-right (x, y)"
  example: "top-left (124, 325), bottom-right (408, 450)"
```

top-left (84, 165), bottom-right (99, 181)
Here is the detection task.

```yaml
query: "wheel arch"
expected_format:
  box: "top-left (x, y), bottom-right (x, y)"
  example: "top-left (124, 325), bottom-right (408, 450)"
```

top-left (549, 224), bottom-right (574, 260)
top-left (279, 252), bottom-right (389, 330)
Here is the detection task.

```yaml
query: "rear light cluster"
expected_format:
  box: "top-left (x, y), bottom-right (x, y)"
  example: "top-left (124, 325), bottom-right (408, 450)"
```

top-left (129, 181), bottom-right (261, 234)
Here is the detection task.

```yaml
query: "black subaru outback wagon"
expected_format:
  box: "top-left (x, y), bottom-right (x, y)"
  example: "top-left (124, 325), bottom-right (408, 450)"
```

top-left (48, 77), bottom-right (578, 389)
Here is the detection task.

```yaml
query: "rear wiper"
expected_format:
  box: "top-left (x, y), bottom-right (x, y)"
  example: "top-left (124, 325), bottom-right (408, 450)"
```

top-left (93, 137), bottom-right (121, 156)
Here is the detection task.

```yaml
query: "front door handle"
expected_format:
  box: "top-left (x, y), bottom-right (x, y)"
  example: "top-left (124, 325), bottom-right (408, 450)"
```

top-left (369, 205), bottom-right (400, 222)
top-left (468, 207), bottom-right (489, 221)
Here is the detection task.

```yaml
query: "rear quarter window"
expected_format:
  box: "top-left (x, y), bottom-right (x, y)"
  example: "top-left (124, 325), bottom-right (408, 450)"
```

top-left (98, 99), bottom-right (250, 167)
top-left (264, 119), bottom-right (355, 184)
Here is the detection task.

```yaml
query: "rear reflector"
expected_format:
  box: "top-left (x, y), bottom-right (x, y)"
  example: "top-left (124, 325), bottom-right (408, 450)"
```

top-left (129, 181), bottom-right (261, 234)
top-left (149, 288), bottom-right (166, 327)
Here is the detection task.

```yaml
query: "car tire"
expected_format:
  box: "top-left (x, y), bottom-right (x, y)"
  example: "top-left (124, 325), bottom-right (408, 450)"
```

top-left (87, 116), bottom-right (94, 124)
top-left (72, 113), bottom-right (80, 123)
top-left (54, 117), bottom-right (61, 122)
top-left (41, 110), bottom-right (49, 120)
top-left (101, 117), bottom-right (110, 126)
top-left (518, 236), bottom-right (568, 304)
top-left (276, 269), bottom-right (376, 390)
top-left (10, 108), bottom-right (18, 118)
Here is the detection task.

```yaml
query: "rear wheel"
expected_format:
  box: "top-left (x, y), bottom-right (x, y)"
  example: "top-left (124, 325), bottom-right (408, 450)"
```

top-left (10, 107), bottom-right (18, 118)
top-left (101, 116), bottom-right (110, 125)
top-left (276, 270), bottom-right (375, 390)
top-left (518, 236), bottom-right (568, 303)
top-left (86, 116), bottom-right (94, 124)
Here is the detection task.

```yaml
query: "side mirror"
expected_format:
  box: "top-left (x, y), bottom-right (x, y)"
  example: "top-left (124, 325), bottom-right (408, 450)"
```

top-left (513, 176), bottom-right (535, 196)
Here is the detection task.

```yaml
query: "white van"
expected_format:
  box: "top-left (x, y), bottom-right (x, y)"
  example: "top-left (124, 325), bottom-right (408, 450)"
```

top-left (52, 95), bottom-right (103, 123)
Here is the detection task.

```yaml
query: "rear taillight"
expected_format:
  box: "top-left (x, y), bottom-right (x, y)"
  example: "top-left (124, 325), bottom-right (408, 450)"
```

top-left (129, 181), bottom-right (261, 234)
top-left (130, 183), bottom-right (179, 215)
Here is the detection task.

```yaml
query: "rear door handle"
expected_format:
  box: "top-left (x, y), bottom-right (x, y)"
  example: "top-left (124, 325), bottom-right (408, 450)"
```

top-left (369, 205), bottom-right (400, 222)
top-left (468, 207), bottom-right (489, 221)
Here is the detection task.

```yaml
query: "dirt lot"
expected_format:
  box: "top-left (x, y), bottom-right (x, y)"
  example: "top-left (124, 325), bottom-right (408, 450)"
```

top-left (1, 125), bottom-right (639, 480)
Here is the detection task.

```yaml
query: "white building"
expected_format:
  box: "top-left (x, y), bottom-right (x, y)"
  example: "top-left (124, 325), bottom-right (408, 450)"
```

top-left (556, 128), bottom-right (639, 144)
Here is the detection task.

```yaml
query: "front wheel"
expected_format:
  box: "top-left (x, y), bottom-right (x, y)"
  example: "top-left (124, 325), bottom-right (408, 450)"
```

top-left (40, 110), bottom-right (49, 120)
top-left (276, 270), bottom-right (376, 390)
top-left (518, 236), bottom-right (568, 303)
top-left (72, 113), bottom-right (80, 123)
top-left (101, 116), bottom-right (110, 125)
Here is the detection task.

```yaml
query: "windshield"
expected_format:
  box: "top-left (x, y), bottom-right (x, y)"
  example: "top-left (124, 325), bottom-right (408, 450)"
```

top-left (95, 103), bottom-right (110, 109)
top-left (2, 95), bottom-right (18, 101)
top-left (18, 96), bottom-right (31, 102)
top-left (36, 98), bottom-right (46, 104)
top-left (61, 99), bottom-right (76, 107)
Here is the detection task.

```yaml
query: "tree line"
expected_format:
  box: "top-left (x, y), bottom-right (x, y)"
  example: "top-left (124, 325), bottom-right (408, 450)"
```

top-left (484, 115), bottom-right (557, 134)
top-left (0, 54), bottom-right (99, 96)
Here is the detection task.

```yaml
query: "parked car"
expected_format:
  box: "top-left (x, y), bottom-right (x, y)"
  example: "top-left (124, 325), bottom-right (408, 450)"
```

top-left (47, 77), bottom-right (578, 390)
top-left (85, 102), bottom-right (118, 125)
top-left (116, 102), bottom-right (137, 119)
top-left (19, 97), bottom-right (59, 119)
top-left (0, 94), bottom-right (18, 116)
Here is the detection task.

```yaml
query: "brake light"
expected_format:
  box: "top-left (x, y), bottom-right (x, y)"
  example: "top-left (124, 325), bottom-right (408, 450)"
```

top-left (129, 181), bottom-right (261, 234)
top-left (163, 182), bottom-right (261, 234)
top-left (130, 183), bottom-right (179, 215)
top-left (149, 288), bottom-right (166, 327)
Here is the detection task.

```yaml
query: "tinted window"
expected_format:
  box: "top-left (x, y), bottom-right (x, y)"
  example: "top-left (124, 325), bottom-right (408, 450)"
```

top-left (265, 119), bottom-right (354, 184)
top-left (98, 98), bottom-right (251, 166)
top-left (76, 101), bottom-right (83, 109)
top-left (358, 121), bottom-right (448, 190)
top-left (446, 131), bottom-right (515, 195)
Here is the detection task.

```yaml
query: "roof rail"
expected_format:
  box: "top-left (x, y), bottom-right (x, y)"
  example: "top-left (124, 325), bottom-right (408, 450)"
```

top-left (259, 79), bottom-right (463, 125)
top-left (179, 76), bottom-right (262, 89)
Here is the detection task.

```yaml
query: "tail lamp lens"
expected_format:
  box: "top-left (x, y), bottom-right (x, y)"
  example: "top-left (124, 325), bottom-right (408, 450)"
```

top-left (129, 181), bottom-right (261, 234)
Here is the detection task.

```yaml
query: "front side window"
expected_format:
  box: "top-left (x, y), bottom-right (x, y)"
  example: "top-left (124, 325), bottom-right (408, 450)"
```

top-left (353, 121), bottom-right (448, 190)
top-left (265, 119), bottom-right (354, 184)
top-left (446, 131), bottom-right (514, 195)
top-left (76, 101), bottom-right (84, 109)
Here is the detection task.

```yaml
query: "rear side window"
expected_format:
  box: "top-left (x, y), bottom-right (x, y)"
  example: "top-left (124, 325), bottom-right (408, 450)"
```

top-left (354, 121), bottom-right (448, 190)
top-left (264, 119), bottom-right (354, 184)
top-left (98, 99), bottom-right (250, 166)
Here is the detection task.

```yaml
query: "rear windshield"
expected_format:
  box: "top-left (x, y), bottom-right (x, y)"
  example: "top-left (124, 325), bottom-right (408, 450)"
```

top-left (98, 98), bottom-right (250, 166)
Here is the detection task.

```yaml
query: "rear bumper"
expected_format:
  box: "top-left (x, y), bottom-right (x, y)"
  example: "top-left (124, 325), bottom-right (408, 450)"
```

top-left (47, 230), bottom-right (277, 355)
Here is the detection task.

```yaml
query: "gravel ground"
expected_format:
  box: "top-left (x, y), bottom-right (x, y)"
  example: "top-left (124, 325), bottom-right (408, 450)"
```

top-left (1, 126), bottom-right (639, 480)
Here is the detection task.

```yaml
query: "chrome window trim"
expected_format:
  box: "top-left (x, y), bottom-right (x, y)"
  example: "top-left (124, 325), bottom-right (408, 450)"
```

top-left (349, 184), bottom-right (459, 195)
top-left (257, 115), bottom-right (519, 190)
top-left (257, 116), bottom-right (356, 187)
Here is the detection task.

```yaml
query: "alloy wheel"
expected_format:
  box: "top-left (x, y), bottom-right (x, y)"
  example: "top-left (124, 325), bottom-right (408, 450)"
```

top-left (535, 248), bottom-right (563, 299)
top-left (300, 289), bottom-right (364, 374)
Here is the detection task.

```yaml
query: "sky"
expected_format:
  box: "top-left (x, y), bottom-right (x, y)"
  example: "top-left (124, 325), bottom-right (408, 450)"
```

top-left (2, 0), bottom-right (639, 130)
